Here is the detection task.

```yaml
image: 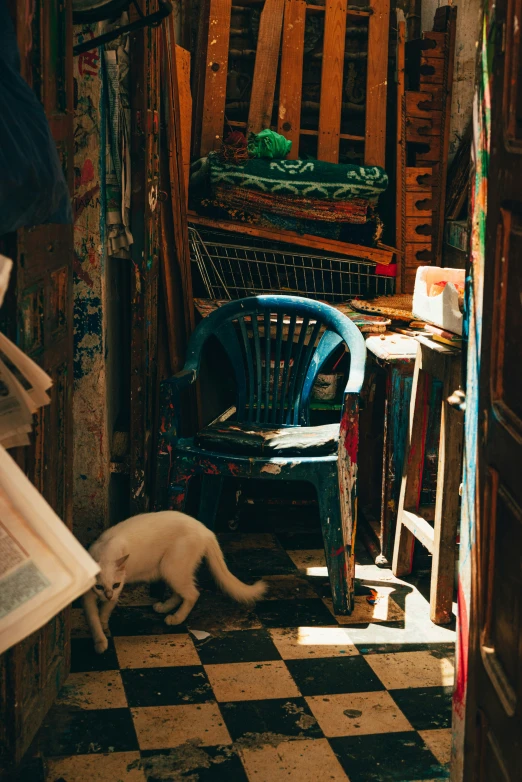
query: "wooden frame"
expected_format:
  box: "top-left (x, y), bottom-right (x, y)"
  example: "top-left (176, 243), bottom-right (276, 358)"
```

top-left (196, 0), bottom-right (390, 167)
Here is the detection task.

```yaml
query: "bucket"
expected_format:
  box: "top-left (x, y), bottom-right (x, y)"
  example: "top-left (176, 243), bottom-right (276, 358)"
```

top-left (312, 373), bottom-right (343, 401)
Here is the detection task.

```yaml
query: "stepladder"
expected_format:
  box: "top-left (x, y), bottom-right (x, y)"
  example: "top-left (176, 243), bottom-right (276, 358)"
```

top-left (392, 335), bottom-right (464, 624)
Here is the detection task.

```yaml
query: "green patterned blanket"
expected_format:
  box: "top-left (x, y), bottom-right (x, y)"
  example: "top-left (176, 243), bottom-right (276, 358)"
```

top-left (205, 152), bottom-right (388, 201)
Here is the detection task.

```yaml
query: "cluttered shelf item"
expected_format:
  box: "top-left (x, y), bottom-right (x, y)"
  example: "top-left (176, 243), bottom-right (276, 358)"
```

top-left (190, 0), bottom-right (393, 271)
top-left (396, 6), bottom-right (458, 291)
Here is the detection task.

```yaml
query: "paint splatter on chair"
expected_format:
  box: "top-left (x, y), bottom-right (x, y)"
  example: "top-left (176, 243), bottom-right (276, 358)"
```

top-left (156, 295), bottom-right (366, 614)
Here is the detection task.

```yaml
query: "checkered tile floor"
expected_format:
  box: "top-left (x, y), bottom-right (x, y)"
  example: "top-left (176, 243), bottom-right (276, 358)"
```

top-left (38, 532), bottom-right (456, 782)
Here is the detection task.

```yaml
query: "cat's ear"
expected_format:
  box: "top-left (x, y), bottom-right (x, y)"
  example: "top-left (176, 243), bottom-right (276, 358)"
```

top-left (115, 554), bottom-right (129, 570)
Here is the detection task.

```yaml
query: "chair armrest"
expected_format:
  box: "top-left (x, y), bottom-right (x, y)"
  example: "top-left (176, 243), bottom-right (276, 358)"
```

top-left (158, 369), bottom-right (197, 445)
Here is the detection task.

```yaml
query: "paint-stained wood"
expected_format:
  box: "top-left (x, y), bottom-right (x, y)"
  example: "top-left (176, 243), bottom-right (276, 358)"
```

top-left (364, 0), bottom-right (390, 166)
top-left (247, 0), bottom-right (286, 134)
top-left (278, 0), bottom-right (306, 158)
top-left (318, 0), bottom-right (348, 162)
top-left (175, 45), bottom-right (192, 205)
top-left (199, 0), bottom-right (232, 155)
top-left (405, 243), bottom-right (432, 265)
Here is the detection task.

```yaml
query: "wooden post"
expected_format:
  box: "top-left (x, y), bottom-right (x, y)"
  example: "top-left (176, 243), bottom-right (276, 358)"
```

top-left (364, 0), bottom-right (390, 166)
top-left (247, 0), bottom-right (286, 134)
top-left (278, 0), bottom-right (306, 158)
top-left (318, 0), bottom-right (347, 162)
top-left (175, 45), bottom-right (192, 207)
top-left (396, 19), bottom-right (406, 293)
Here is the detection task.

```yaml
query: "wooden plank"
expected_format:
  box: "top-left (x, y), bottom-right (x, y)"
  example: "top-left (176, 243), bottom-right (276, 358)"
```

top-left (420, 55), bottom-right (445, 85)
top-left (434, 7), bottom-right (457, 264)
top-left (405, 191), bottom-right (433, 216)
top-left (421, 30), bottom-right (446, 58)
top-left (277, 0), bottom-right (306, 158)
top-left (318, 0), bottom-right (348, 162)
top-left (175, 45), bottom-right (192, 207)
top-left (406, 216), bottom-right (432, 242)
top-left (199, 0), bottom-right (232, 155)
top-left (406, 166), bottom-right (433, 190)
top-left (430, 351), bottom-right (462, 623)
top-left (188, 211), bottom-right (395, 264)
top-left (405, 243), bottom-right (432, 265)
top-left (247, 0), bottom-right (286, 134)
top-left (402, 509), bottom-right (435, 552)
top-left (392, 351), bottom-right (431, 577)
top-left (405, 115), bottom-right (433, 143)
top-left (396, 19), bottom-right (405, 293)
top-left (364, 0), bottom-right (390, 166)
top-left (405, 91), bottom-right (434, 118)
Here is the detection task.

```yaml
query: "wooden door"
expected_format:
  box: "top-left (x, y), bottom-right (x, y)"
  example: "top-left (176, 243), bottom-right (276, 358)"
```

top-left (0, 0), bottom-right (74, 770)
top-left (464, 0), bottom-right (522, 777)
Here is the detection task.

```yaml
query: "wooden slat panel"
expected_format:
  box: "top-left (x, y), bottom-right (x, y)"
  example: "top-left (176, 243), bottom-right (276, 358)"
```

top-left (277, 0), bottom-right (306, 158)
top-left (199, 0), bottom-right (232, 155)
top-left (405, 91), bottom-right (434, 117)
top-left (420, 55), bottom-right (445, 84)
top-left (247, 0), bottom-right (286, 134)
top-left (318, 0), bottom-right (347, 162)
top-left (364, 0), bottom-right (390, 166)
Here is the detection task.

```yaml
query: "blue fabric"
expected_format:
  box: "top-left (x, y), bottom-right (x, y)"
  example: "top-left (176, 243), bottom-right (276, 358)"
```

top-left (0, 0), bottom-right (72, 235)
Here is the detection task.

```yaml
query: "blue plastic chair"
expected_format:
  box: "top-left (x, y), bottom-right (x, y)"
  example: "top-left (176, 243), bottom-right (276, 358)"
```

top-left (156, 295), bottom-right (366, 614)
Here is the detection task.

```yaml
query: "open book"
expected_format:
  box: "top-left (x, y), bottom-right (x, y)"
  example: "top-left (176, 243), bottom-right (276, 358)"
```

top-left (0, 445), bottom-right (99, 655)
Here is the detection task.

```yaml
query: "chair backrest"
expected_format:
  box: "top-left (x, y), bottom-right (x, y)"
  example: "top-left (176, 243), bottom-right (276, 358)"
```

top-left (184, 295), bottom-right (366, 427)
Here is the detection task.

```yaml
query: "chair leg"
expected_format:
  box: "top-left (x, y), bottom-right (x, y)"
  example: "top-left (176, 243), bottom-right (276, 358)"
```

top-left (315, 472), bottom-right (351, 615)
top-left (167, 465), bottom-right (192, 511)
top-left (198, 475), bottom-right (224, 530)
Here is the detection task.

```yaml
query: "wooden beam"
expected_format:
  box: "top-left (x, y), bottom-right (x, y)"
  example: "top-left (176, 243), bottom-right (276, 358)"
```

top-left (247, 0), bottom-right (286, 134)
top-left (318, 0), bottom-right (347, 162)
top-left (175, 45), bottom-right (192, 207)
top-left (364, 0), bottom-right (390, 166)
top-left (277, 0), bottom-right (306, 158)
top-left (396, 18), bottom-right (405, 293)
top-left (199, 0), bottom-right (232, 155)
top-left (188, 211), bottom-right (395, 264)
top-left (433, 7), bottom-right (457, 264)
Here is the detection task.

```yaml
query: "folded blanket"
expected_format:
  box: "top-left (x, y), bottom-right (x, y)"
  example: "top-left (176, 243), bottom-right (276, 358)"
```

top-left (207, 152), bottom-right (388, 201)
top-left (213, 185), bottom-right (372, 224)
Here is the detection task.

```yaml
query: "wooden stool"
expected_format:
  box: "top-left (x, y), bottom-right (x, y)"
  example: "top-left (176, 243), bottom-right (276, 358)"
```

top-left (392, 335), bottom-right (464, 624)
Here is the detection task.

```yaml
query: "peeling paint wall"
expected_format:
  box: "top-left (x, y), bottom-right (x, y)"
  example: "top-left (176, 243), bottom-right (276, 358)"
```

top-left (73, 28), bottom-right (110, 545)
top-left (422, 0), bottom-right (482, 159)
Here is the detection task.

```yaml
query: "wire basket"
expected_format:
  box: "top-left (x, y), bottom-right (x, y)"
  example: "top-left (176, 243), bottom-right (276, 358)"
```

top-left (189, 225), bottom-right (395, 302)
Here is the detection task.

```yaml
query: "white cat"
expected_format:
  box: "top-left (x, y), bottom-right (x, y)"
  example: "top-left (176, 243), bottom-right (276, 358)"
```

top-left (83, 510), bottom-right (267, 653)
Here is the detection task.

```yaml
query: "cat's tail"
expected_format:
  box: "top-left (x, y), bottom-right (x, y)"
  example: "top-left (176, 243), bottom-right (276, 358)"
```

top-left (205, 533), bottom-right (267, 604)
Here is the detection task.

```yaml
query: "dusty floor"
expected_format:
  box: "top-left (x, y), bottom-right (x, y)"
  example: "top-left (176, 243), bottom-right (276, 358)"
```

top-left (36, 525), bottom-right (455, 782)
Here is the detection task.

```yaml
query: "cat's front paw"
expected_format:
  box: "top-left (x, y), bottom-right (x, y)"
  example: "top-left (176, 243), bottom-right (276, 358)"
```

top-left (101, 623), bottom-right (110, 633)
top-left (153, 601), bottom-right (169, 614)
top-left (94, 636), bottom-right (108, 654)
top-left (164, 613), bottom-right (183, 626)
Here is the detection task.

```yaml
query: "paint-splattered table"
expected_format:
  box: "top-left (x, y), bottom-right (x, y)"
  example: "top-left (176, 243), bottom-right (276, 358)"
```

top-left (358, 333), bottom-right (419, 566)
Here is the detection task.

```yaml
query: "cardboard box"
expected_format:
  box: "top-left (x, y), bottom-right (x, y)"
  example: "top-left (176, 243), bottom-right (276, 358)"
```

top-left (412, 266), bottom-right (465, 335)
